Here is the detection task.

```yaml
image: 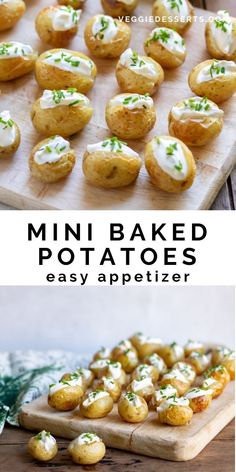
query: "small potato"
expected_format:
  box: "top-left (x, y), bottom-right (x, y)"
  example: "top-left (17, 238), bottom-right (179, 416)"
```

top-left (185, 387), bottom-right (212, 413)
top-left (150, 384), bottom-right (178, 410)
top-left (93, 347), bottom-right (111, 361)
top-left (134, 335), bottom-right (163, 359)
top-left (106, 93), bottom-right (156, 140)
top-left (89, 359), bottom-right (110, 378)
top-left (80, 390), bottom-right (113, 418)
top-left (29, 135), bottom-right (76, 183)
top-left (31, 89), bottom-right (93, 138)
top-left (116, 48), bottom-right (164, 96)
top-left (144, 353), bottom-right (167, 376)
top-left (0, 110), bottom-right (20, 158)
top-left (145, 27), bottom-right (186, 69)
top-left (188, 59), bottom-right (236, 103)
top-left (205, 10), bottom-right (236, 61)
top-left (83, 136), bottom-right (142, 189)
top-left (169, 96), bottom-right (224, 147)
top-left (184, 340), bottom-right (206, 358)
top-left (118, 392), bottom-right (148, 423)
top-left (173, 362), bottom-right (196, 384)
top-left (221, 352), bottom-right (235, 380)
top-left (111, 339), bottom-right (138, 373)
top-left (60, 371), bottom-right (86, 391)
top-left (35, 49), bottom-right (97, 93)
top-left (202, 377), bottom-right (224, 399)
top-left (58, 0), bottom-right (85, 9)
top-left (0, 41), bottom-right (37, 81)
top-left (104, 361), bottom-right (127, 386)
top-left (76, 368), bottom-right (95, 388)
top-left (158, 342), bottom-right (184, 368)
top-left (48, 378), bottom-right (84, 411)
top-left (84, 15), bottom-right (131, 59)
top-left (101, 0), bottom-right (138, 17)
top-left (144, 135), bottom-right (196, 193)
top-left (204, 364), bottom-right (231, 387)
top-left (127, 376), bottom-right (155, 402)
top-left (27, 431), bottom-right (57, 462)
top-left (152, 0), bottom-right (194, 35)
top-left (94, 376), bottom-right (122, 402)
top-left (159, 369), bottom-right (190, 396)
top-left (186, 352), bottom-right (211, 375)
top-left (0, 0), bottom-right (25, 31)
top-left (35, 6), bottom-right (80, 47)
top-left (68, 433), bottom-right (105, 465)
top-left (211, 346), bottom-right (232, 365)
top-left (131, 363), bottom-right (159, 383)
top-left (157, 397), bottom-right (193, 426)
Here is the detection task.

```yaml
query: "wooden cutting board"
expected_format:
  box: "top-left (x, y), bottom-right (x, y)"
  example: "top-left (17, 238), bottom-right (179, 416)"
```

top-left (0, 1), bottom-right (235, 210)
top-left (19, 382), bottom-right (235, 461)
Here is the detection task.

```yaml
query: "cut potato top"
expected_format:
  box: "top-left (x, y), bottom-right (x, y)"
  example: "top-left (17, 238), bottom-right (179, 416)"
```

top-left (152, 137), bottom-right (189, 181)
top-left (40, 89), bottom-right (90, 109)
top-left (34, 136), bottom-right (71, 165)
top-left (171, 97), bottom-right (224, 121)
top-left (72, 433), bottom-right (102, 446)
top-left (185, 387), bottom-right (213, 399)
top-left (209, 10), bottom-right (236, 56)
top-left (52, 6), bottom-right (80, 31)
top-left (155, 384), bottom-right (178, 401)
top-left (146, 27), bottom-right (186, 54)
top-left (162, 368), bottom-right (189, 383)
top-left (109, 93), bottom-right (154, 110)
top-left (132, 377), bottom-right (153, 391)
top-left (0, 110), bottom-right (16, 147)
top-left (196, 59), bottom-right (236, 83)
top-left (83, 390), bottom-right (110, 406)
top-left (157, 396), bottom-right (190, 412)
top-left (87, 137), bottom-right (139, 158)
top-left (34, 431), bottom-right (57, 452)
top-left (42, 50), bottom-right (94, 76)
top-left (0, 41), bottom-right (33, 59)
top-left (91, 15), bottom-right (118, 43)
top-left (119, 48), bottom-right (158, 79)
top-left (161, 0), bottom-right (190, 18)
top-left (123, 392), bottom-right (143, 407)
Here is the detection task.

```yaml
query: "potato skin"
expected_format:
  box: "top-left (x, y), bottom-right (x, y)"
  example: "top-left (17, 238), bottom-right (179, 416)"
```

top-left (127, 381), bottom-right (155, 402)
top-left (204, 365), bottom-right (231, 387)
top-left (0, 0), bottom-right (25, 31)
top-left (106, 95), bottom-right (156, 140)
top-left (0, 123), bottom-right (21, 158)
top-left (144, 32), bottom-right (186, 69)
top-left (158, 345), bottom-right (184, 368)
top-left (144, 136), bottom-right (196, 193)
top-left (101, 0), bottom-right (138, 17)
top-left (83, 150), bottom-right (142, 189)
top-left (94, 377), bottom-right (122, 402)
top-left (35, 6), bottom-right (79, 47)
top-left (35, 49), bottom-right (97, 93)
top-left (48, 386), bottom-right (84, 411)
top-left (158, 404), bottom-right (193, 426)
top-left (205, 18), bottom-right (236, 61)
top-left (0, 49), bottom-right (37, 82)
top-left (118, 395), bottom-right (148, 423)
top-left (159, 377), bottom-right (189, 396)
top-left (188, 60), bottom-right (236, 103)
top-left (84, 17), bottom-right (131, 59)
top-left (187, 394), bottom-right (212, 413)
top-left (221, 358), bottom-right (235, 380)
top-left (58, 0), bottom-right (85, 9)
top-left (80, 395), bottom-right (114, 418)
top-left (116, 57), bottom-right (164, 96)
top-left (152, 0), bottom-right (194, 35)
top-left (29, 138), bottom-right (76, 183)
top-left (68, 439), bottom-right (106, 465)
top-left (27, 435), bottom-right (58, 462)
top-left (31, 99), bottom-right (93, 138)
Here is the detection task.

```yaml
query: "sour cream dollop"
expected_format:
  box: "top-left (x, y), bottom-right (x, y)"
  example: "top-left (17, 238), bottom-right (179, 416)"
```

top-left (152, 137), bottom-right (188, 181)
top-left (0, 110), bottom-right (16, 147)
top-left (171, 97), bottom-right (224, 121)
top-left (211, 10), bottom-right (236, 55)
top-left (87, 138), bottom-right (139, 158)
top-left (196, 60), bottom-right (236, 83)
top-left (0, 41), bottom-right (33, 59)
top-left (36, 431), bottom-right (56, 452)
top-left (40, 89), bottom-right (90, 109)
top-left (34, 136), bottom-right (70, 165)
top-left (162, 0), bottom-right (190, 19)
top-left (52, 6), bottom-right (80, 32)
top-left (83, 390), bottom-right (109, 407)
top-left (92, 15), bottom-right (118, 43)
top-left (109, 93), bottom-right (153, 110)
top-left (185, 387), bottom-right (213, 399)
top-left (157, 396), bottom-right (189, 413)
top-left (42, 50), bottom-right (93, 76)
top-left (119, 48), bottom-right (158, 79)
top-left (147, 27), bottom-right (186, 54)
top-left (71, 433), bottom-right (101, 446)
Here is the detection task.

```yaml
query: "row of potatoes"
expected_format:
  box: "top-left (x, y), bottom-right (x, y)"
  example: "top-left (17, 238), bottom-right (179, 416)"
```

top-left (27, 334), bottom-right (235, 465)
top-left (0, 1), bottom-right (236, 193)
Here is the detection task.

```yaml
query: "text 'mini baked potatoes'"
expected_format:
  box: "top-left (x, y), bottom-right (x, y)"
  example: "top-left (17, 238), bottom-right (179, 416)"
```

top-left (68, 433), bottom-right (106, 465)
top-left (205, 10), bottom-right (236, 61)
top-left (157, 396), bottom-right (193, 426)
top-left (84, 15), bottom-right (131, 59)
top-left (169, 96), bottom-right (224, 147)
top-left (31, 88), bottom-right (93, 138)
top-left (101, 0), bottom-right (139, 18)
top-left (188, 59), bottom-right (236, 103)
top-left (48, 376), bottom-right (84, 411)
top-left (106, 93), bottom-right (156, 140)
top-left (27, 431), bottom-right (58, 462)
top-left (35, 49), bottom-right (97, 93)
top-left (0, 0), bottom-right (25, 31)
top-left (80, 390), bottom-right (114, 418)
top-left (29, 135), bottom-right (76, 183)
top-left (144, 136), bottom-right (196, 193)
top-left (118, 392), bottom-right (148, 423)
top-left (152, 0), bottom-right (194, 35)
top-left (83, 136), bottom-right (142, 189)
top-left (145, 27), bottom-right (186, 69)
top-left (0, 110), bottom-right (20, 158)
top-left (35, 6), bottom-right (81, 47)
top-left (116, 48), bottom-right (164, 96)
top-left (58, 0), bottom-right (85, 9)
top-left (0, 41), bottom-right (37, 81)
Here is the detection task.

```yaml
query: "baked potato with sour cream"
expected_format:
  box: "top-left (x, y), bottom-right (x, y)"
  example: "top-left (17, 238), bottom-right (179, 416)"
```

top-left (0, 111), bottom-right (21, 158)
top-left (134, 335), bottom-right (163, 359)
top-left (127, 376), bottom-right (155, 402)
top-left (184, 340), bottom-right (206, 358)
top-left (93, 347), bottom-right (111, 361)
top-left (48, 379), bottom-right (84, 411)
top-left (35, 6), bottom-right (80, 47)
top-left (159, 369), bottom-right (190, 396)
top-left (80, 390), bottom-right (114, 418)
top-left (173, 362), bottom-right (196, 384)
top-left (204, 365), bottom-right (231, 387)
top-left (211, 346), bottom-right (232, 365)
top-left (221, 353), bottom-right (235, 380)
top-left (101, 0), bottom-right (139, 17)
top-left (118, 392), bottom-right (148, 423)
top-left (131, 363), bottom-right (159, 383)
top-left (0, 41), bottom-right (37, 81)
top-left (144, 353), bottom-right (167, 375)
top-left (94, 376), bottom-right (122, 402)
top-left (68, 433), bottom-right (106, 465)
top-left (157, 397), bottom-right (193, 426)
top-left (202, 376), bottom-right (224, 399)
top-left (152, 0), bottom-right (194, 35)
top-left (144, 27), bottom-right (187, 69)
top-left (58, 0), bottom-right (85, 9)
top-left (158, 342), bottom-right (184, 368)
top-left (0, 0), bottom-right (25, 31)
top-left (27, 431), bottom-right (58, 462)
top-left (149, 384), bottom-right (178, 410)
top-left (205, 10), bottom-right (236, 62)
top-left (185, 387), bottom-right (212, 413)
top-left (186, 352), bottom-right (211, 375)
top-left (144, 135), bottom-right (196, 193)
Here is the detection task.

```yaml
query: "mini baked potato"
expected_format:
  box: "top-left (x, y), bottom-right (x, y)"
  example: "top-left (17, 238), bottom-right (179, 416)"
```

top-left (93, 347), bottom-right (111, 361)
top-left (168, 96), bottom-right (224, 146)
top-left (83, 136), bottom-right (142, 189)
top-left (144, 135), bottom-right (196, 193)
top-left (185, 387), bottom-right (212, 413)
top-left (221, 351), bottom-right (235, 380)
top-left (127, 376), bottom-right (155, 402)
top-left (89, 359), bottom-right (110, 378)
top-left (202, 376), bottom-right (224, 399)
top-left (29, 135), bottom-right (76, 183)
top-left (0, 110), bottom-right (21, 158)
top-left (144, 27), bottom-right (186, 69)
top-left (31, 88), bottom-right (93, 138)
top-left (184, 340), bottom-right (206, 357)
top-left (158, 342), bottom-right (184, 368)
top-left (116, 48), bottom-right (164, 96)
top-left (35, 49), bottom-right (97, 93)
top-left (27, 431), bottom-right (58, 462)
top-left (84, 15), bottom-right (131, 59)
top-left (188, 59), bottom-right (236, 103)
top-left (104, 360), bottom-right (127, 385)
top-left (94, 376), bottom-right (122, 402)
top-left (134, 334), bottom-right (163, 359)
top-left (58, 0), bottom-right (85, 9)
top-left (101, 0), bottom-right (139, 17)
top-left (80, 390), bottom-right (114, 418)
top-left (60, 371), bottom-right (86, 391)
top-left (0, 41), bottom-right (37, 81)
top-left (35, 6), bottom-right (80, 47)
top-left (150, 384), bottom-right (178, 410)
top-left (159, 368), bottom-right (190, 396)
top-left (48, 378), bottom-right (84, 411)
top-left (131, 363), bottom-right (159, 383)
top-left (106, 93), bottom-right (156, 140)
top-left (173, 361), bottom-right (196, 384)
top-left (0, 0), bottom-right (25, 31)
top-left (111, 340), bottom-right (139, 373)
top-left (152, 0), bottom-right (194, 35)
top-left (205, 10), bottom-right (236, 61)
top-left (68, 433), bottom-right (106, 465)
top-left (186, 352), bottom-right (211, 375)
top-left (211, 346), bottom-right (232, 365)
top-left (76, 368), bottom-right (94, 388)
top-left (118, 392), bottom-right (148, 423)
top-left (157, 397), bottom-right (193, 426)
top-left (144, 353), bottom-right (167, 375)
top-left (204, 364), bottom-right (231, 387)
top-left (111, 339), bottom-right (137, 359)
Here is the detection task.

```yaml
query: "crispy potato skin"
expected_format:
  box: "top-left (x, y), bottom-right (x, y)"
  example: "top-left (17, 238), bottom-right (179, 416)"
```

top-left (118, 396), bottom-right (148, 423)
top-left (101, 0), bottom-right (138, 17)
top-left (0, 51), bottom-right (37, 81)
top-left (0, 0), bottom-right (25, 31)
top-left (158, 405), bottom-right (193, 425)
top-left (116, 58), bottom-right (164, 96)
top-left (35, 6), bottom-right (79, 47)
top-left (58, 0), bottom-right (84, 9)
top-left (94, 378), bottom-right (122, 402)
top-left (136, 343), bottom-right (161, 360)
top-left (0, 123), bottom-right (21, 158)
top-left (168, 101), bottom-right (224, 147)
top-left (27, 437), bottom-right (58, 462)
top-left (184, 346), bottom-right (205, 357)
top-left (158, 346), bottom-right (184, 368)
top-left (48, 386), bottom-right (84, 411)
top-left (112, 353), bottom-right (138, 373)
top-left (144, 35), bottom-right (186, 70)
top-left (83, 151), bottom-right (142, 189)
top-left (68, 440), bottom-right (106, 465)
top-left (144, 136), bottom-right (196, 193)
top-left (209, 381), bottom-right (224, 398)
top-left (131, 365), bottom-right (159, 383)
top-left (188, 394), bottom-right (212, 413)
top-left (205, 18), bottom-right (236, 61)
top-left (185, 358), bottom-right (207, 375)
top-left (152, 0), bottom-right (194, 35)
top-left (160, 378), bottom-right (189, 396)
top-left (205, 366), bottom-right (231, 387)
top-left (35, 49), bottom-right (97, 93)
top-left (80, 395), bottom-right (114, 418)
top-left (106, 98), bottom-right (156, 140)
top-left (29, 138), bottom-right (76, 183)
top-left (84, 17), bottom-right (131, 59)
top-left (221, 359), bottom-right (235, 380)
top-left (188, 60), bottom-right (236, 103)
top-left (31, 99), bottom-right (93, 138)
